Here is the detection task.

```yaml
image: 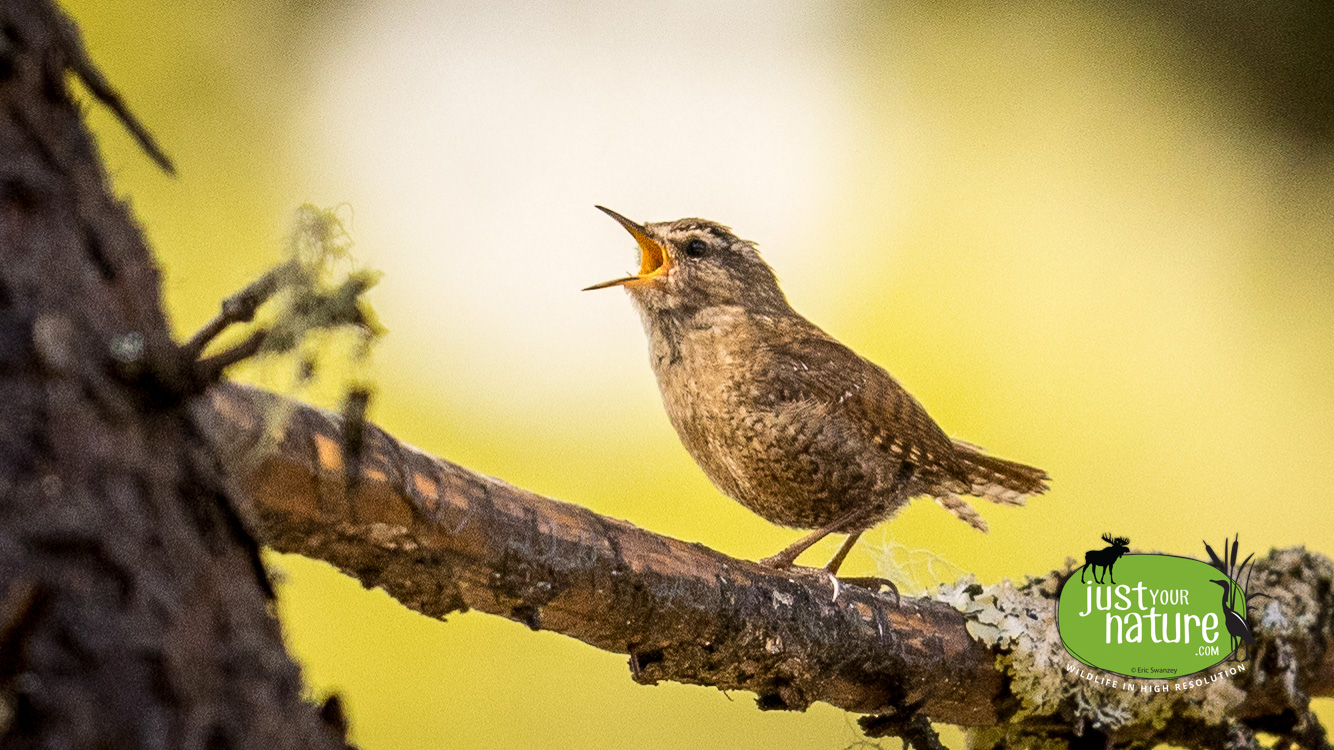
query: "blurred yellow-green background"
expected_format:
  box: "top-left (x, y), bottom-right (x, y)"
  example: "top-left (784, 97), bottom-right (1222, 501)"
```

top-left (67, 1), bottom-right (1333, 747)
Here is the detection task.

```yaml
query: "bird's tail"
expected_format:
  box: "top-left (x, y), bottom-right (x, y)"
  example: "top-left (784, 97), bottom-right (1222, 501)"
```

top-left (935, 493), bottom-right (989, 532)
top-left (951, 439), bottom-right (1050, 506)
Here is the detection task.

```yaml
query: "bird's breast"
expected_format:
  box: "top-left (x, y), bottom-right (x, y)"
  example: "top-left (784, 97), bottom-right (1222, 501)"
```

top-left (643, 309), bottom-right (762, 465)
top-left (645, 306), bottom-right (756, 407)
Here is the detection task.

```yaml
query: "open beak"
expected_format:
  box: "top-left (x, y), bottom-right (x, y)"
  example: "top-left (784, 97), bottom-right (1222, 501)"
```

top-left (583, 206), bottom-right (671, 291)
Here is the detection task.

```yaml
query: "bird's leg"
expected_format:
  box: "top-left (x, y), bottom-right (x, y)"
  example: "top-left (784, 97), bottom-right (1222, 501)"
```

top-left (825, 531), bottom-right (901, 598)
top-left (759, 506), bottom-right (873, 570)
top-left (824, 530), bottom-right (863, 576)
top-left (763, 517), bottom-right (900, 598)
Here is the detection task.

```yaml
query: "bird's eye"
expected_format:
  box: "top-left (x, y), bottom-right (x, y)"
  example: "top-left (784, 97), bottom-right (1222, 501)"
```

top-left (685, 238), bottom-right (709, 258)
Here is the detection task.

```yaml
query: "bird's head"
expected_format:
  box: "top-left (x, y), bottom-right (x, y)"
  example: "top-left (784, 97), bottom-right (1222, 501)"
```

top-left (584, 207), bottom-right (789, 316)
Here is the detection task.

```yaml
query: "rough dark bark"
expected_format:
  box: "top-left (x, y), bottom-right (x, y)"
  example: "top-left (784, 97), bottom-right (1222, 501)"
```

top-left (0, 1), bottom-right (344, 747)
top-left (198, 382), bottom-right (1334, 749)
top-left (200, 383), bottom-right (1001, 727)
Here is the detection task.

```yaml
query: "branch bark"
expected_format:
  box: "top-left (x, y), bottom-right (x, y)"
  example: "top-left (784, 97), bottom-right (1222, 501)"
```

top-left (200, 383), bottom-right (1001, 726)
top-left (199, 382), bottom-right (1334, 748)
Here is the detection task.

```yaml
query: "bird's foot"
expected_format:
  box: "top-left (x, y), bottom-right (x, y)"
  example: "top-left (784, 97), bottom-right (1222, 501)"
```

top-left (761, 564), bottom-right (901, 603)
top-left (837, 576), bottom-right (900, 601)
top-left (762, 561), bottom-right (841, 580)
top-left (827, 572), bottom-right (900, 603)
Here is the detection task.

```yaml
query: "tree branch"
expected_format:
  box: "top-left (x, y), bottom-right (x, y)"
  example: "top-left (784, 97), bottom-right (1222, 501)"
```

top-left (199, 383), bottom-right (1002, 727)
top-left (198, 383), bottom-right (1334, 747)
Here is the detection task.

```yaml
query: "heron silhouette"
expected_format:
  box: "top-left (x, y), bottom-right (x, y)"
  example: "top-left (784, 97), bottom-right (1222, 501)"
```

top-left (1210, 578), bottom-right (1255, 662)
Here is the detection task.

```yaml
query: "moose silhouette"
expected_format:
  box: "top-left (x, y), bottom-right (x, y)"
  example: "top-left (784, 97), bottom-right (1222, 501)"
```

top-left (1079, 533), bottom-right (1130, 584)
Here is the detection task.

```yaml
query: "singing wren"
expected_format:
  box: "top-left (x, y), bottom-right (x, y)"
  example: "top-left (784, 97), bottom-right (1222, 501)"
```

top-left (585, 207), bottom-right (1049, 576)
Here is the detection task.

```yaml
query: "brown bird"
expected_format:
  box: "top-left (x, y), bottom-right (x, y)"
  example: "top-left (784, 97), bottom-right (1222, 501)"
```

top-left (585, 207), bottom-right (1049, 579)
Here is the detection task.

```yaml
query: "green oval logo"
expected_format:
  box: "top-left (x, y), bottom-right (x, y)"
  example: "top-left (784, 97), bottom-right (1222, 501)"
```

top-left (1057, 554), bottom-right (1249, 678)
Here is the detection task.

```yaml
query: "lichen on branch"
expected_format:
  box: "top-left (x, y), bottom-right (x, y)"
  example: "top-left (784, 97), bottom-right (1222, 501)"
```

top-left (188, 204), bottom-right (383, 391)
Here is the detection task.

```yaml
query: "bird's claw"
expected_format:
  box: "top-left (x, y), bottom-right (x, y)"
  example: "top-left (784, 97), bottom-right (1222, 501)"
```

top-left (836, 576), bottom-right (901, 602)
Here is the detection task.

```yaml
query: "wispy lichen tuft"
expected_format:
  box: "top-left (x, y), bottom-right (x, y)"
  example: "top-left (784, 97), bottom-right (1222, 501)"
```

top-left (228, 203), bottom-right (382, 399)
top-left (867, 538), bottom-right (967, 596)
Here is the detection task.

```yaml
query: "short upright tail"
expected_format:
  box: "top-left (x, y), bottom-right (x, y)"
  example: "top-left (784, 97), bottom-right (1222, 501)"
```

top-left (951, 439), bottom-right (1050, 506)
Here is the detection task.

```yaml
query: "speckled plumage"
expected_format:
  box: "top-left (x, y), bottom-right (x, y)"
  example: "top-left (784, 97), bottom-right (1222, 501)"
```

top-left (590, 210), bottom-right (1049, 568)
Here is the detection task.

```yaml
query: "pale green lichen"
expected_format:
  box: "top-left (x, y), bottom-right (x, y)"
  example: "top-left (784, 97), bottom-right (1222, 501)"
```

top-left (254, 203), bottom-right (383, 392)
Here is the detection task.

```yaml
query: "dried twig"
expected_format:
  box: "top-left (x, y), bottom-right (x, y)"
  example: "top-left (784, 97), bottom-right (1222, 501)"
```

top-left (196, 328), bottom-right (270, 381)
top-left (183, 259), bottom-right (300, 359)
top-left (54, 8), bottom-right (175, 173)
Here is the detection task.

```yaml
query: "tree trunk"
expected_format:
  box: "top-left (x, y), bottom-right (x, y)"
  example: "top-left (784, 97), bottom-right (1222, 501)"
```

top-left (0, 1), bottom-right (344, 747)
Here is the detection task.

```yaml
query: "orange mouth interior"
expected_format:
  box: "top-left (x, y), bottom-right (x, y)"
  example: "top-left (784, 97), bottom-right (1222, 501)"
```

top-left (636, 236), bottom-right (668, 278)
top-left (583, 206), bottom-right (671, 291)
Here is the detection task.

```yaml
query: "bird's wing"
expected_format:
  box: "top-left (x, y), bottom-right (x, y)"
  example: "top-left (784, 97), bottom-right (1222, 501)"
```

top-left (760, 327), bottom-right (963, 484)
